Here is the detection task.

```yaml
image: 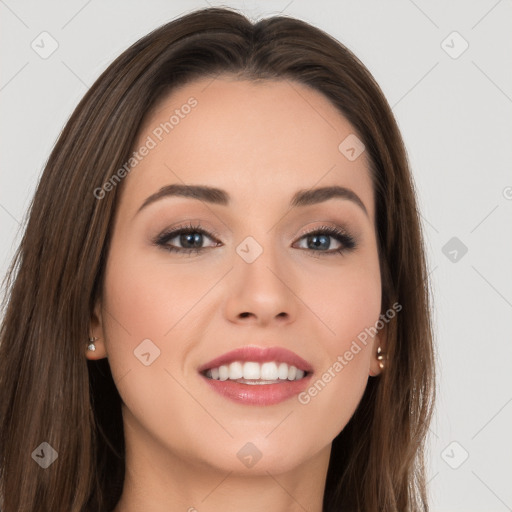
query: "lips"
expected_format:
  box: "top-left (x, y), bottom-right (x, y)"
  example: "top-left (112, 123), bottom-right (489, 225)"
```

top-left (197, 346), bottom-right (314, 406)
top-left (200, 375), bottom-right (313, 406)
top-left (197, 345), bottom-right (314, 374)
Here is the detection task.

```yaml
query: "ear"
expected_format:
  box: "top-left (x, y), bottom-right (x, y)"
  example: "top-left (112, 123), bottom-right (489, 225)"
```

top-left (369, 323), bottom-right (387, 377)
top-left (86, 299), bottom-right (108, 360)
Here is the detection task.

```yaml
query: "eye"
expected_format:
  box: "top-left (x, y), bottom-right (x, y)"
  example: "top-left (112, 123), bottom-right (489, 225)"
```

top-left (293, 225), bottom-right (356, 255)
top-left (153, 223), bottom-right (220, 255)
top-left (153, 223), bottom-right (356, 256)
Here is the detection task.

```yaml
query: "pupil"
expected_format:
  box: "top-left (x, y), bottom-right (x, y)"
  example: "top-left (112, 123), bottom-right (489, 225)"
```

top-left (308, 234), bottom-right (330, 250)
top-left (180, 233), bottom-right (202, 248)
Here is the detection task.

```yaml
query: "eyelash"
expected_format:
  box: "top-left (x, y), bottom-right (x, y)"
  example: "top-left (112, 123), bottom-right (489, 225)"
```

top-left (153, 222), bottom-right (356, 257)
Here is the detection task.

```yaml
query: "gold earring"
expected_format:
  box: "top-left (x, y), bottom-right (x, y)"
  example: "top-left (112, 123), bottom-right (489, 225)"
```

top-left (87, 336), bottom-right (98, 352)
top-left (377, 346), bottom-right (385, 369)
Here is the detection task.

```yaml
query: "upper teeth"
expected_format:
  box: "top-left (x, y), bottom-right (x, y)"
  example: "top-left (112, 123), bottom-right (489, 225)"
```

top-left (205, 361), bottom-right (306, 381)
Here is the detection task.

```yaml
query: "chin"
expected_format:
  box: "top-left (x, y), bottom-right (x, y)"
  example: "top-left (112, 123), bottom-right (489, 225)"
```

top-left (193, 435), bottom-right (320, 476)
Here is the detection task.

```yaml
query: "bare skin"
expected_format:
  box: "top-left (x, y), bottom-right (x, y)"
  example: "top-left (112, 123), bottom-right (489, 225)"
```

top-left (87, 77), bottom-right (385, 512)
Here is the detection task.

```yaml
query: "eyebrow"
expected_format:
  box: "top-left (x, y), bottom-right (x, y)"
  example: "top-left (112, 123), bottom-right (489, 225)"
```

top-left (136, 184), bottom-right (368, 217)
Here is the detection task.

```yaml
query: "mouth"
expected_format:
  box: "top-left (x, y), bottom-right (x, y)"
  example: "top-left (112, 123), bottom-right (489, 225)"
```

top-left (197, 346), bottom-right (313, 405)
top-left (201, 361), bottom-right (310, 384)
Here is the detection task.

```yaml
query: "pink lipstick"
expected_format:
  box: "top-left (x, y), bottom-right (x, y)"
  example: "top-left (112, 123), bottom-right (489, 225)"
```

top-left (198, 345), bottom-right (314, 406)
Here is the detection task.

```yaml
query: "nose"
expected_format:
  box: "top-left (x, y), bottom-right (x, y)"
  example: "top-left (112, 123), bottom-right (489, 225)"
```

top-left (223, 239), bottom-right (299, 327)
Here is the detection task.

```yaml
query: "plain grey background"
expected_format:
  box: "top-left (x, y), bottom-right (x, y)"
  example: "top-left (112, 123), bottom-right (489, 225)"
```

top-left (1, 1), bottom-right (511, 510)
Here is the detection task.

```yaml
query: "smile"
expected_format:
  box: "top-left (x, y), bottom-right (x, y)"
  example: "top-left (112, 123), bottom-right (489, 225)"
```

top-left (202, 361), bottom-right (308, 383)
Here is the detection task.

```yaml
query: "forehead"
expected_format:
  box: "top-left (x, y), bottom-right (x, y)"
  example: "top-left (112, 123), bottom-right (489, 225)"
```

top-left (121, 77), bottom-right (374, 218)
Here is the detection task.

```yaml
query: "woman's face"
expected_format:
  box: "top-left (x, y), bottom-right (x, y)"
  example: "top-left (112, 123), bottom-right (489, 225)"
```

top-left (90, 77), bottom-right (384, 475)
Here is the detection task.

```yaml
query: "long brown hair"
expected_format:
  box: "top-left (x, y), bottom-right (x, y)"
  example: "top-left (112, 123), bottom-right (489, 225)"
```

top-left (0, 7), bottom-right (435, 511)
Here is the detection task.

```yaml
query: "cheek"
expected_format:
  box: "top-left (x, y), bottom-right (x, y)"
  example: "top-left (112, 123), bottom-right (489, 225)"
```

top-left (295, 259), bottom-right (381, 434)
top-left (101, 242), bottom-right (215, 340)
top-left (305, 255), bottom-right (382, 354)
top-left (325, 277), bottom-right (381, 352)
top-left (99, 247), bottom-right (213, 436)
top-left (99, 242), bottom-right (208, 382)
